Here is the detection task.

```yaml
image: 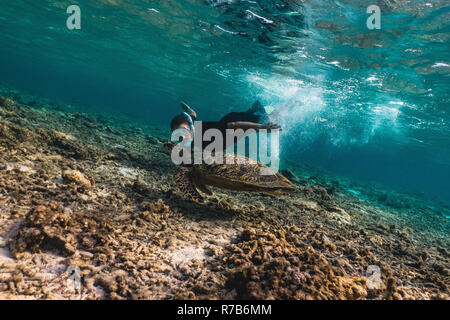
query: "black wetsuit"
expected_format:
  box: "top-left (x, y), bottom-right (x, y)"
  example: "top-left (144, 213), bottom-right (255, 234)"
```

top-left (194, 101), bottom-right (269, 151)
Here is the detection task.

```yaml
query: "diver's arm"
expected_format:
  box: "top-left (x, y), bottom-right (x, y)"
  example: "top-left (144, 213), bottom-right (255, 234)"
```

top-left (227, 121), bottom-right (282, 131)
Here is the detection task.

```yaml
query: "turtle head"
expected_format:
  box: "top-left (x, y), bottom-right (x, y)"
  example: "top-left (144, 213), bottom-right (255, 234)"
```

top-left (162, 141), bottom-right (176, 155)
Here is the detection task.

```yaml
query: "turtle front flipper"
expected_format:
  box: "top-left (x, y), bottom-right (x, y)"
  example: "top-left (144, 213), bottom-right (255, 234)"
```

top-left (174, 166), bottom-right (204, 203)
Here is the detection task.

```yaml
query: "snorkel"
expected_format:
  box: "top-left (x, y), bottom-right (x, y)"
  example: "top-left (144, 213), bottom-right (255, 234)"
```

top-left (183, 112), bottom-right (195, 133)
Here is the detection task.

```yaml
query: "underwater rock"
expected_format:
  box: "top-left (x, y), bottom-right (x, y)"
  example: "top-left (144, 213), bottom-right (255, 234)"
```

top-left (377, 192), bottom-right (411, 209)
top-left (132, 177), bottom-right (151, 194)
top-left (140, 199), bottom-right (171, 213)
top-left (9, 202), bottom-right (76, 257)
top-left (139, 199), bottom-right (172, 222)
top-left (146, 135), bottom-right (159, 144)
top-left (298, 185), bottom-right (332, 203)
top-left (0, 118), bottom-right (34, 143)
top-left (312, 186), bottom-right (331, 201)
top-left (325, 180), bottom-right (340, 195)
top-left (0, 96), bottom-right (16, 109)
top-left (62, 169), bottom-right (93, 188)
top-left (50, 130), bottom-right (89, 159)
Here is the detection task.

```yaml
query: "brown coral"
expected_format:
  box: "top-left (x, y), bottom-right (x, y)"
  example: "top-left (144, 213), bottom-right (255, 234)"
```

top-left (9, 202), bottom-right (76, 257)
top-left (223, 228), bottom-right (369, 299)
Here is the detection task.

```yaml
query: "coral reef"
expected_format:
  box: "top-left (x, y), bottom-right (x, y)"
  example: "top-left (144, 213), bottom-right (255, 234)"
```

top-left (0, 92), bottom-right (448, 300)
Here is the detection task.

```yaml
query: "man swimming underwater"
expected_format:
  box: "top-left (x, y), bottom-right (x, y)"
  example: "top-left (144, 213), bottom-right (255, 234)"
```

top-left (170, 101), bottom-right (281, 151)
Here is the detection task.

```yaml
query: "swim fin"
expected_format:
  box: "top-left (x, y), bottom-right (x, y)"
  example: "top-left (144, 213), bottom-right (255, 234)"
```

top-left (247, 100), bottom-right (265, 115)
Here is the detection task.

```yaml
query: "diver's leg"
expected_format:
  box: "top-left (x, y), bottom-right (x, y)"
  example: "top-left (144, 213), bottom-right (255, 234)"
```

top-left (220, 111), bottom-right (269, 124)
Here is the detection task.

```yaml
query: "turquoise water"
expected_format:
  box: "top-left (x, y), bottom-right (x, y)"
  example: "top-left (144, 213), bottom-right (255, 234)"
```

top-left (0, 0), bottom-right (449, 203)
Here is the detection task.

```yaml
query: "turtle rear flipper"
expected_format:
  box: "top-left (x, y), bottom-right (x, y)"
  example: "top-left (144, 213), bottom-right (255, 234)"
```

top-left (174, 167), bottom-right (204, 203)
top-left (193, 170), bottom-right (212, 195)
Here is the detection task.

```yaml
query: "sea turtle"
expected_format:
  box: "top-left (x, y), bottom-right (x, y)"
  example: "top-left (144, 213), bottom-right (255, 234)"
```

top-left (162, 142), bottom-right (295, 202)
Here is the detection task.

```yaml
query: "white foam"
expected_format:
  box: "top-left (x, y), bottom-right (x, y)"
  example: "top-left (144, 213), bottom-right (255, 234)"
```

top-left (431, 62), bottom-right (449, 68)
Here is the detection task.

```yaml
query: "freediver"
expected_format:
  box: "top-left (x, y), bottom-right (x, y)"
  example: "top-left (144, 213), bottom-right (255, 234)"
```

top-left (169, 101), bottom-right (281, 152)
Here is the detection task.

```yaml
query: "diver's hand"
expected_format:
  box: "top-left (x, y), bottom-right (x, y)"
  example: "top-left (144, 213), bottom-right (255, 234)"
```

top-left (181, 101), bottom-right (197, 118)
top-left (259, 122), bottom-right (282, 131)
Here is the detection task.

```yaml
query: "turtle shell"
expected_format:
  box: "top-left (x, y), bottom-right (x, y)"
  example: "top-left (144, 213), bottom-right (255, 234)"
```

top-left (196, 153), bottom-right (293, 190)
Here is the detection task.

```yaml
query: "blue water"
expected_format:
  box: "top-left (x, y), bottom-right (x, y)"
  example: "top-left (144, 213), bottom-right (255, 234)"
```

top-left (0, 0), bottom-right (449, 203)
